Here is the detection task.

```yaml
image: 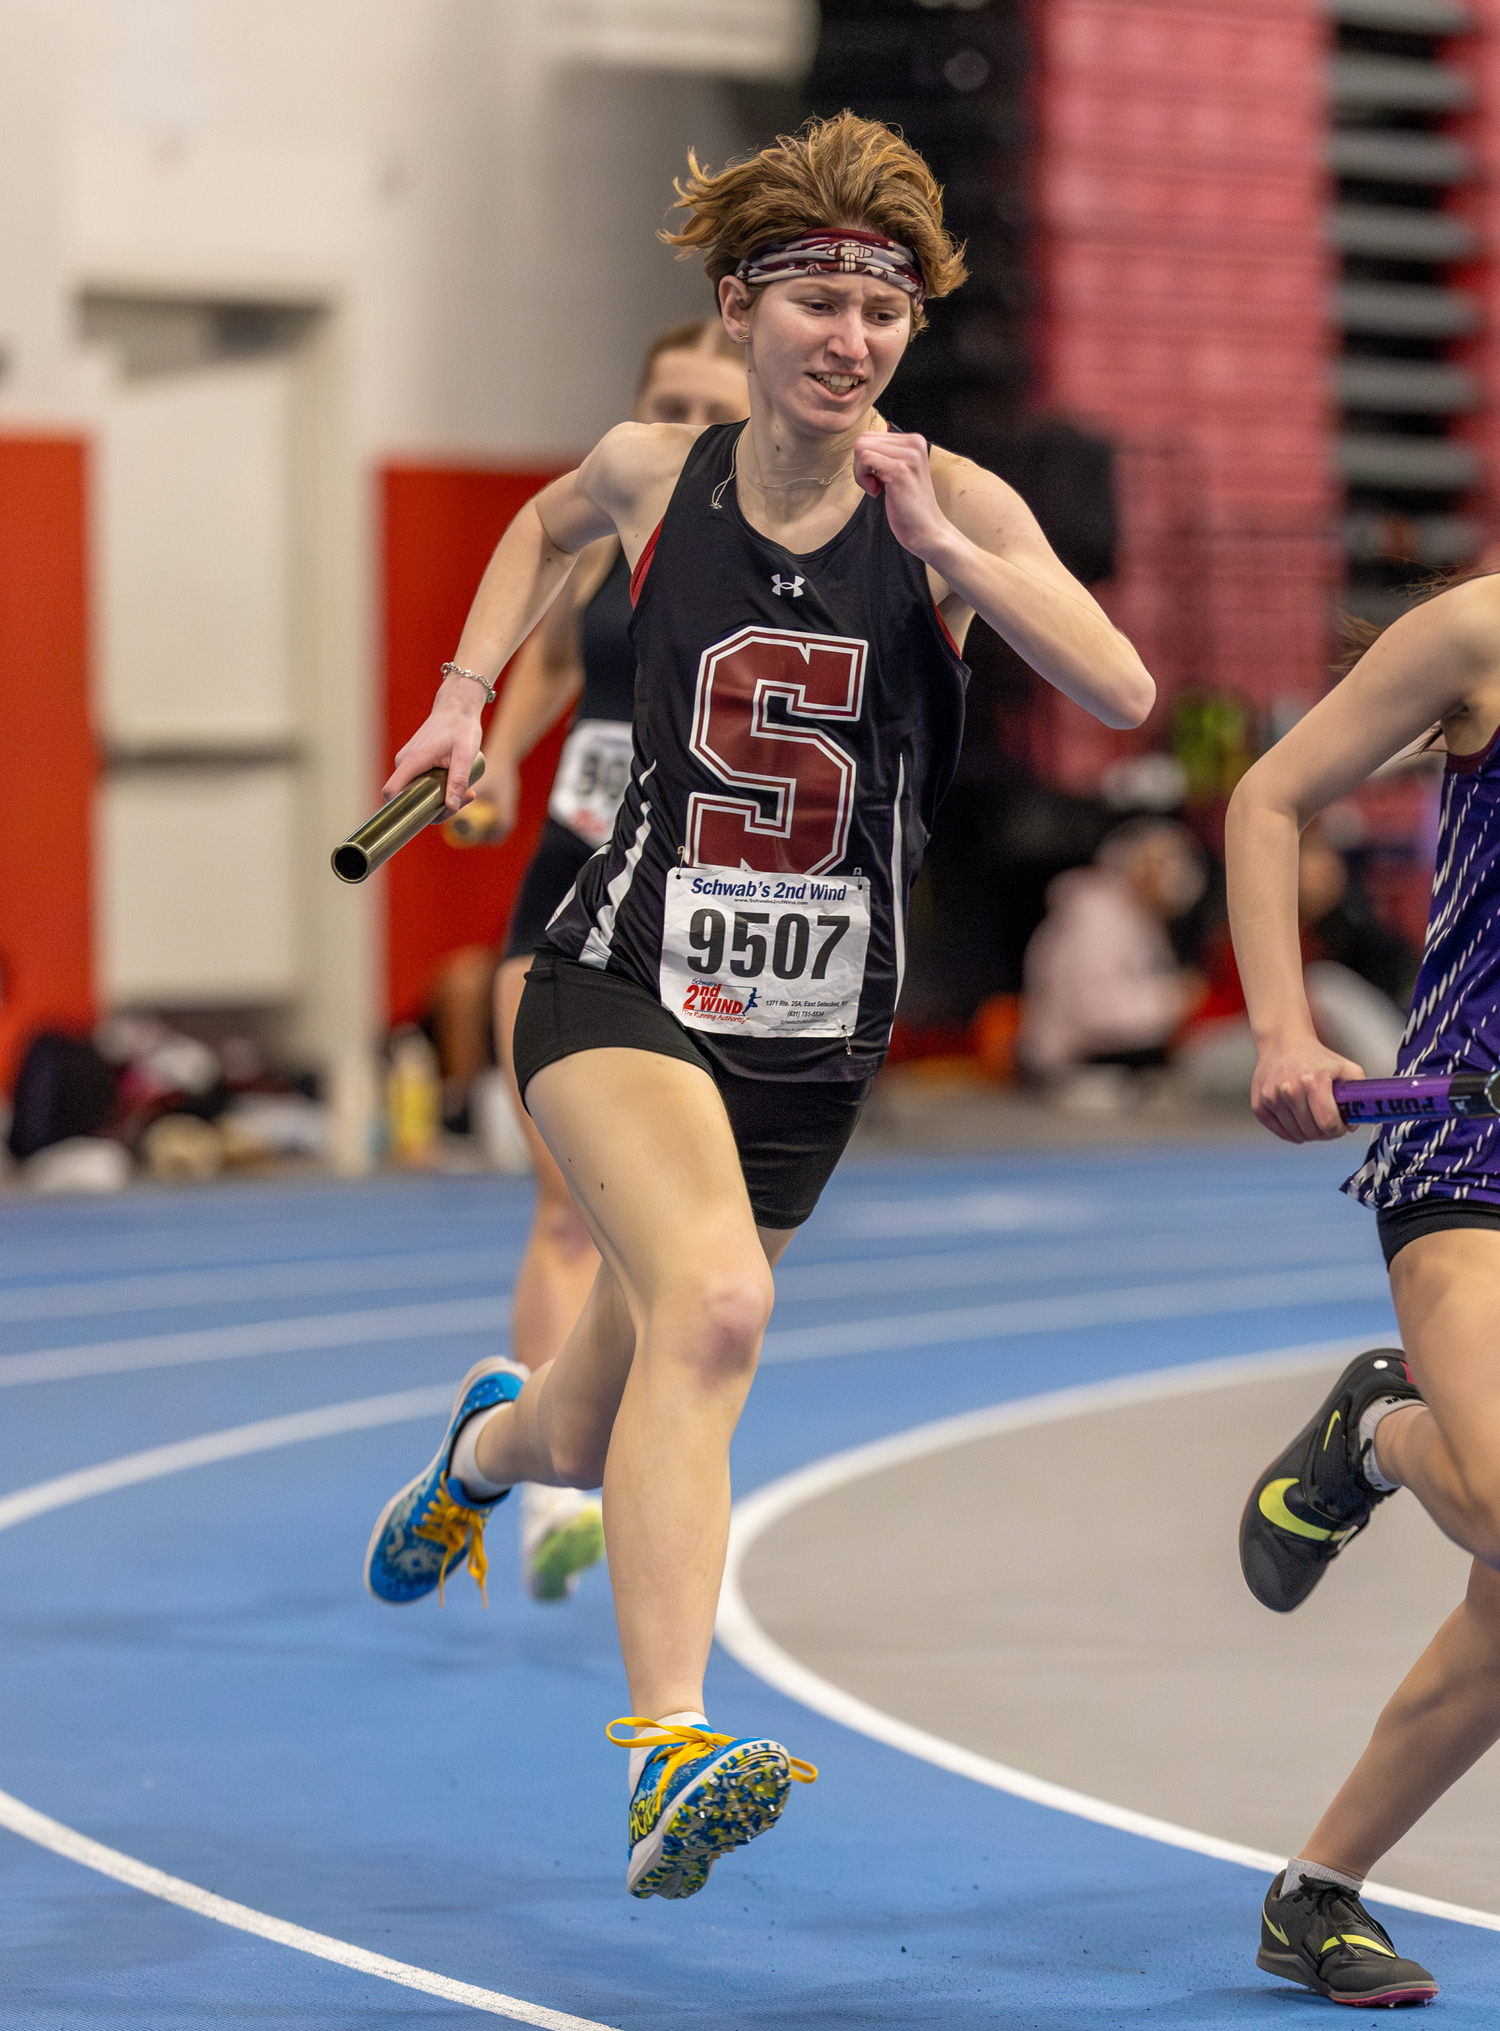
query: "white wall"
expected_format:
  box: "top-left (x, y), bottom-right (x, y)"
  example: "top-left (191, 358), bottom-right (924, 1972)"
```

top-left (15, 0), bottom-right (775, 456)
top-left (0, 0), bottom-right (805, 1124)
top-left (0, 2), bottom-right (73, 414)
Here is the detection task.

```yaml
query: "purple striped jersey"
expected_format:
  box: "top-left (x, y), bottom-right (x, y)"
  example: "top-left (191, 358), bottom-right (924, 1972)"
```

top-left (1346, 729), bottom-right (1500, 1208)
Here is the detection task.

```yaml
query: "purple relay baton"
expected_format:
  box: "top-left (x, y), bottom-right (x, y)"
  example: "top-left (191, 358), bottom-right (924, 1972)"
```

top-left (1334, 1071), bottom-right (1500, 1123)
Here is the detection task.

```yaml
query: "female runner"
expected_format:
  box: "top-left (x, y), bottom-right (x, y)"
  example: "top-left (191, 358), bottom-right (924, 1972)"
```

top-left (365, 111), bottom-right (1154, 1901)
top-left (1229, 572), bottom-right (1500, 2007)
top-left (451, 320), bottom-right (747, 1602)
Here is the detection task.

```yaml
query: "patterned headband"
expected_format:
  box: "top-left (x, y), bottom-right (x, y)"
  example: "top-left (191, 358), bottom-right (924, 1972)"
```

top-left (734, 228), bottom-right (924, 304)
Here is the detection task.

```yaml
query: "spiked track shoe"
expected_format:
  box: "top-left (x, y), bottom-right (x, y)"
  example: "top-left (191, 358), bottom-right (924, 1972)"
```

top-left (609, 1718), bottom-right (817, 1901)
top-left (1240, 1350), bottom-right (1420, 1613)
top-left (1258, 1870), bottom-right (1438, 2007)
top-left (364, 1355), bottom-right (525, 1606)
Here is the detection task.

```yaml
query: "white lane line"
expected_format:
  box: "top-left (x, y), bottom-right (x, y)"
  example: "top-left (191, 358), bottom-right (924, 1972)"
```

top-left (0, 1789), bottom-right (616, 2029)
top-left (3, 1264), bottom-right (1392, 1389)
top-left (0, 1386), bottom-right (453, 1530)
top-left (0, 1385), bottom-right (618, 2030)
top-left (0, 1249), bottom-right (508, 1326)
top-left (761, 1265), bottom-right (1391, 1364)
top-left (717, 1339), bottom-right (1500, 1935)
top-left (774, 1232), bottom-right (1370, 1304)
top-left (819, 1186), bottom-right (1351, 1238)
top-left (0, 1295), bottom-right (507, 1390)
top-left (0, 1222), bottom-right (1361, 1325)
top-left (820, 1190), bottom-right (1091, 1236)
top-left (0, 1213), bottom-right (518, 1287)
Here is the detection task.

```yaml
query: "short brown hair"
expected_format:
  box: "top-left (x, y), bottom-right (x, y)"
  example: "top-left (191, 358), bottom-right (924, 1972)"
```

top-left (1333, 564), bottom-right (1499, 676)
top-left (635, 317), bottom-right (743, 401)
top-left (661, 112), bottom-right (967, 335)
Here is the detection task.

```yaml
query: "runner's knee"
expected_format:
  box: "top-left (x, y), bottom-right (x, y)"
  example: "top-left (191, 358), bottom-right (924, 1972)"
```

top-left (546, 1416), bottom-right (611, 1490)
top-left (1463, 1497), bottom-right (1500, 1571)
top-left (1441, 1436), bottom-right (1500, 1566)
top-left (658, 1263), bottom-right (773, 1387)
top-left (533, 1180), bottom-right (594, 1264)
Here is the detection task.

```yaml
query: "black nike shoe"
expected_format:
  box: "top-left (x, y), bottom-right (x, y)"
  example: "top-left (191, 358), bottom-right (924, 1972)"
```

top-left (1240, 1350), bottom-right (1421, 1613)
top-left (1258, 1870), bottom-right (1438, 2007)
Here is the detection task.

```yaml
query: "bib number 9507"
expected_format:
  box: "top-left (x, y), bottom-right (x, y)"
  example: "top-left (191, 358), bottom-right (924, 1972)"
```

top-left (660, 867), bottom-right (870, 1039)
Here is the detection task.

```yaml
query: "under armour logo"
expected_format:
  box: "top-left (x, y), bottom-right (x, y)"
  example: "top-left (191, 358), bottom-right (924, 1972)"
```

top-left (771, 574), bottom-right (805, 598)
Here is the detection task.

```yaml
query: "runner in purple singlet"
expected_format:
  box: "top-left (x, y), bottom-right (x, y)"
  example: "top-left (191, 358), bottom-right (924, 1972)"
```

top-left (1228, 571), bottom-right (1500, 2007)
top-left (364, 112), bottom-right (1154, 1901)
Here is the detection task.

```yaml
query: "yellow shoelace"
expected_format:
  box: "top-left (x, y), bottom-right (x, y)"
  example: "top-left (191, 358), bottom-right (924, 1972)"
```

top-left (606, 1716), bottom-right (819, 1799)
top-left (413, 1482), bottom-right (491, 1605)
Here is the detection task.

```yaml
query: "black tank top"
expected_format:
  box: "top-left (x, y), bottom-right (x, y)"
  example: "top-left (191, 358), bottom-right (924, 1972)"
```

top-left (544, 544), bottom-right (638, 847)
top-left (575, 544), bottom-right (637, 723)
top-left (545, 420), bottom-right (969, 1082)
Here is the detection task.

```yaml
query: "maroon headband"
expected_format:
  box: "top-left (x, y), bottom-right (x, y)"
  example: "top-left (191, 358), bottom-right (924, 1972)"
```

top-left (734, 228), bottom-right (924, 304)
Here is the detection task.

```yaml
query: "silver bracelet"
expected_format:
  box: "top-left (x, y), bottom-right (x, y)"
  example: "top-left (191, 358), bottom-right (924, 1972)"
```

top-left (439, 661), bottom-right (497, 704)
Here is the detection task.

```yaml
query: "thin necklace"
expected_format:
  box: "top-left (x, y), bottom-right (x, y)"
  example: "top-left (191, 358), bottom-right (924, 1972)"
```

top-left (711, 429), bottom-right (854, 511)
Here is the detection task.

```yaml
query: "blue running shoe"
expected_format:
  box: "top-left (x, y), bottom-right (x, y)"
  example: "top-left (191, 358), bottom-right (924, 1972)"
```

top-left (364, 1356), bottom-right (525, 1606)
top-left (607, 1716), bottom-right (817, 1900)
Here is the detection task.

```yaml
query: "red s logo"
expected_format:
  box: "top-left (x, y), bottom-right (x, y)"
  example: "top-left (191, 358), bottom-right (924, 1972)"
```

top-left (686, 627), bottom-right (866, 876)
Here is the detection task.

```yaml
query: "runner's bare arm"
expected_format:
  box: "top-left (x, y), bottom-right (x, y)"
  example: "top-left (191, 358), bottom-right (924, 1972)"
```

top-left (470, 541), bottom-right (619, 840)
top-left (852, 433), bottom-right (1155, 730)
top-left (385, 427), bottom-right (689, 811)
top-left (1228, 578), bottom-right (1500, 1144)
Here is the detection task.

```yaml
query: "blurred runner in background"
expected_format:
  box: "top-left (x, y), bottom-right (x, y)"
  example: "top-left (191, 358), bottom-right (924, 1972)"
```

top-left (441, 321), bottom-right (747, 1602)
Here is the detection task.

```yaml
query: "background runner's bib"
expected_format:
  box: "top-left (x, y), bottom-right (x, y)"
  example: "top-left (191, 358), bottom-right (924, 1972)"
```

top-left (660, 866), bottom-right (870, 1040)
top-left (548, 719), bottom-right (633, 846)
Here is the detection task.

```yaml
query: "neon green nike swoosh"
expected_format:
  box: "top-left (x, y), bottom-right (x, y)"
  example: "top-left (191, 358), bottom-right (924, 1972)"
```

top-left (1323, 1408), bottom-right (1341, 1452)
top-left (1264, 1913), bottom-right (1289, 1945)
top-left (1259, 1478), bottom-right (1333, 1542)
top-left (1322, 1933), bottom-right (1395, 1959)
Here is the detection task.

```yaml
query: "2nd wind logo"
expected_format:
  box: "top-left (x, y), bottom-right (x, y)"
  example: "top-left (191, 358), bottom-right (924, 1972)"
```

top-left (682, 981), bottom-right (759, 1023)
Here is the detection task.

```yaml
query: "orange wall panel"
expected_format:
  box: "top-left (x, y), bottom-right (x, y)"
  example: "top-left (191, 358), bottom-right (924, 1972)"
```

top-left (0, 437), bottom-right (93, 1091)
top-left (381, 464), bottom-right (569, 1027)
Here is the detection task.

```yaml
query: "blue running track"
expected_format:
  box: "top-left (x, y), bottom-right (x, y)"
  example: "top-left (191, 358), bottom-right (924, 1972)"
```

top-left (1, 1137), bottom-right (1494, 2026)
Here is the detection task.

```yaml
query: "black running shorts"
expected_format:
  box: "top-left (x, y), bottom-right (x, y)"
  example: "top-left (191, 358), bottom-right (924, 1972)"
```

top-left (1377, 1195), bottom-right (1500, 1267)
top-left (512, 947), bottom-right (871, 1229)
top-left (502, 820), bottom-right (597, 962)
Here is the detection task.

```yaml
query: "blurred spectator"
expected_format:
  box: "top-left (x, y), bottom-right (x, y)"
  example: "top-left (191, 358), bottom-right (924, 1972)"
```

top-left (1298, 824), bottom-right (1418, 1011)
top-left (1020, 817), bottom-right (1208, 1098)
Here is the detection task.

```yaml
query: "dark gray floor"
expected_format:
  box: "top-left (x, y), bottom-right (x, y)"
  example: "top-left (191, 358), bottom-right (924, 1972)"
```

top-left (740, 1360), bottom-right (1496, 1910)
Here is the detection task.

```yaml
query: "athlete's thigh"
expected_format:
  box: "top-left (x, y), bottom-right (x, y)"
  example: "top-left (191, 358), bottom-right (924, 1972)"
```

top-left (525, 1047), bottom-right (766, 1319)
top-left (496, 954), bottom-right (576, 1201)
top-left (1389, 1227), bottom-right (1500, 1486)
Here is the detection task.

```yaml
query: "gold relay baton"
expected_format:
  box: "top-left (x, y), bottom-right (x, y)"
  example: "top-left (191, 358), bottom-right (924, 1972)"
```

top-left (330, 754), bottom-right (487, 884)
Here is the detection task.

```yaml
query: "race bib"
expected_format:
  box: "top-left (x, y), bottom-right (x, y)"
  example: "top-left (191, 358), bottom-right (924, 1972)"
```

top-left (660, 866), bottom-right (871, 1039)
top-left (548, 719), bottom-right (634, 847)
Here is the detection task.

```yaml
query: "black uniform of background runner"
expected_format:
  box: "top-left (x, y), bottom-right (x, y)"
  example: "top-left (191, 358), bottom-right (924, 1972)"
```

top-left (540, 421), bottom-right (968, 1082)
top-left (503, 545), bottom-right (638, 960)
